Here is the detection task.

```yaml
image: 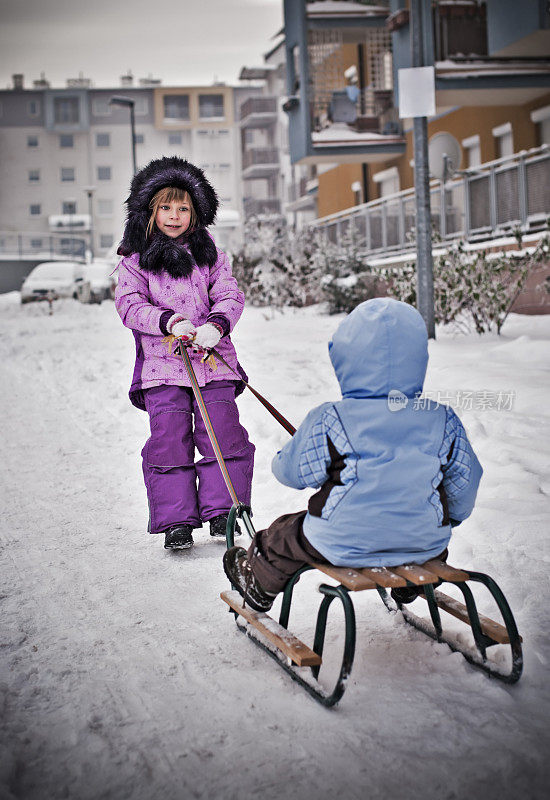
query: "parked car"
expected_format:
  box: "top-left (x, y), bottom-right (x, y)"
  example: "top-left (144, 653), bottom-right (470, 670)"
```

top-left (82, 259), bottom-right (118, 303)
top-left (20, 261), bottom-right (88, 304)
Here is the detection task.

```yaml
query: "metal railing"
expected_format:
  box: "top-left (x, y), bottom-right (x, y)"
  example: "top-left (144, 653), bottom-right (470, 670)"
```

top-left (239, 96), bottom-right (278, 123)
top-left (0, 231), bottom-right (88, 260)
top-left (243, 198), bottom-right (282, 217)
top-left (311, 146), bottom-right (550, 255)
top-left (242, 147), bottom-right (280, 170)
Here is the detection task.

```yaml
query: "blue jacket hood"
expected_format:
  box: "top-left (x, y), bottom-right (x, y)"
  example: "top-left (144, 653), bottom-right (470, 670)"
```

top-left (328, 298), bottom-right (428, 398)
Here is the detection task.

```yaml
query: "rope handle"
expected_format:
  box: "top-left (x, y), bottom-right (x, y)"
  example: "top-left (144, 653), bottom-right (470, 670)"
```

top-left (163, 334), bottom-right (296, 436)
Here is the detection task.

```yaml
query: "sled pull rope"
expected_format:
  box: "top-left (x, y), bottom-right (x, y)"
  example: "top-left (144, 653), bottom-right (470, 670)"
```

top-left (210, 347), bottom-right (296, 436)
top-left (176, 342), bottom-right (240, 507)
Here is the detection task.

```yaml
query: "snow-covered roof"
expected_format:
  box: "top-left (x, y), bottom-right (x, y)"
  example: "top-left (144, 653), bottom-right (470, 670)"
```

top-left (312, 123), bottom-right (403, 146)
top-left (307, 1), bottom-right (389, 17)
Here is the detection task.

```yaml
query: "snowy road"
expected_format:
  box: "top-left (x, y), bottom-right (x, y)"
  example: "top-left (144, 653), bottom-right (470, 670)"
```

top-left (1, 293), bottom-right (549, 800)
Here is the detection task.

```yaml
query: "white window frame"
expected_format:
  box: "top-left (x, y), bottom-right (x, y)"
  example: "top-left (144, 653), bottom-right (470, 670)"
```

top-left (96, 132), bottom-right (111, 148)
top-left (27, 99), bottom-right (40, 117)
top-left (462, 134), bottom-right (481, 168)
top-left (60, 167), bottom-right (75, 182)
top-left (28, 169), bottom-right (40, 183)
top-left (29, 204), bottom-right (41, 216)
top-left (492, 122), bottom-right (513, 159)
top-left (373, 166), bottom-right (400, 197)
top-left (97, 166), bottom-right (112, 181)
top-left (198, 93), bottom-right (225, 121)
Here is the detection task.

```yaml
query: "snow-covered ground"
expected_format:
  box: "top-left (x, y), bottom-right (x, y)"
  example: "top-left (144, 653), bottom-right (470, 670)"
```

top-left (1, 293), bottom-right (549, 800)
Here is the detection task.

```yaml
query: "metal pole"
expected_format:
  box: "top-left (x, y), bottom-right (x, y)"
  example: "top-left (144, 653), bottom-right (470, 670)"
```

top-left (410, 0), bottom-right (435, 338)
top-left (130, 102), bottom-right (137, 175)
top-left (86, 190), bottom-right (94, 260)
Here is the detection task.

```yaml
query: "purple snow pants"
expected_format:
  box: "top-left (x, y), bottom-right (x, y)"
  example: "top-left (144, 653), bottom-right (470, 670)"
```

top-left (142, 381), bottom-right (255, 534)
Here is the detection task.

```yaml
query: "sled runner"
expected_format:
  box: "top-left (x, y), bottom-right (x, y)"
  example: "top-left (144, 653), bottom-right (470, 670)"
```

top-left (221, 509), bottom-right (523, 707)
top-left (171, 337), bottom-right (522, 707)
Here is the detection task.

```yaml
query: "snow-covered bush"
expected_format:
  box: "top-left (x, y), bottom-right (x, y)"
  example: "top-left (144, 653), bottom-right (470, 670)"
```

top-left (384, 233), bottom-right (550, 334)
top-left (232, 217), bottom-right (330, 308)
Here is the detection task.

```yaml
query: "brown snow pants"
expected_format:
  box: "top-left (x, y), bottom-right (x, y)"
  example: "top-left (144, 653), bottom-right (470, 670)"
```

top-left (247, 510), bottom-right (448, 595)
top-left (246, 511), bottom-right (328, 594)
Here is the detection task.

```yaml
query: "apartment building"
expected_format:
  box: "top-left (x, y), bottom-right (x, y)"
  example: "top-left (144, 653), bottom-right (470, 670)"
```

top-left (282, 0), bottom-right (550, 231)
top-left (0, 74), bottom-right (244, 258)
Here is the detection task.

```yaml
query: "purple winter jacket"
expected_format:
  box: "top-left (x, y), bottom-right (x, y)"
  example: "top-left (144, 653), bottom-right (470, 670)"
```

top-left (115, 245), bottom-right (246, 410)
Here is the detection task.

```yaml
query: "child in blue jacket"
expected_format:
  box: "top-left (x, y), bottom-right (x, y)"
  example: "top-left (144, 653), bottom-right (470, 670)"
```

top-left (224, 298), bottom-right (483, 612)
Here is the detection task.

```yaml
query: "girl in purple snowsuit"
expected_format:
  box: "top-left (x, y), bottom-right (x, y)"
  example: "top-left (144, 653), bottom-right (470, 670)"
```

top-left (115, 156), bottom-right (254, 550)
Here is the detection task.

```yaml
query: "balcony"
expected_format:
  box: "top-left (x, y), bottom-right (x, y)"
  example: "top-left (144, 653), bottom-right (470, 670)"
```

top-left (286, 177), bottom-right (318, 212)
top-left (243, 198), bottom-right (282, 218)
top-left (240, 97), bottom-right (278, 128)
top-left (311, 146), bottom-right (550, 255)
top-left (242, 147), bottom-right (280, 179)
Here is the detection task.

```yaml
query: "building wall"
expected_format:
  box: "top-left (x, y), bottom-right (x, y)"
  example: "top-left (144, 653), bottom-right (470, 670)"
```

top-left (317, 163), bottom-right (364, 217)
top-left (360, 93), bottom-right (550, 203)
top-left (0, 84), bottom-right (244, 257)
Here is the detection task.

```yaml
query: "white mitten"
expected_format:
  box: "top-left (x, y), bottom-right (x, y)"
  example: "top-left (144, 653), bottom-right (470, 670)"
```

top-left (170, 319), bottom-right (196, 342)
top-left (192, 323), bottom-right (222, 350)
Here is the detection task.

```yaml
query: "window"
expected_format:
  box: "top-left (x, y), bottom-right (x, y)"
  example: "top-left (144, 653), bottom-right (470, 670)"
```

top-left (492, 122), bottom-right (513, 159)
top-left (100, 234), bottom-right (114, 248)
top-left (97, 199), bottom-right (113, 215)
top-left (462, 134), bottom-right (481, 168)
top-left (163, 94), bottom-right (189, 121)
top-left (96, 132), bottom-right (110, 147)
top-left (27, 135), bottom-right (39, 147)
top-left (28, 169), bottom-right (40, 183)
top-left (59, 134), bottom-right (74, 148)
top-left (54, 97), bottom-right (80, 125)
top-left (28, 99), bottom-right (40, 117)
top-left (531, 104), bottom-right (550, 146)
top-left (30, 238), bottom-right (43, 248)
top-left (61, 167), bottom-right (75, 182)
top-left (134, 96), bottom-right (149, 115)
top-left (62, 201), bottom-right (77, 214)
top-left (30, 204), bottom-right (41, 216)
top-left (135, 133), bottom-right (144, 144)
top-left (199, 94), bottom-right (224, 119)
top-left (168, 132), bottom-right (182, 145)
top-left (92, 97), bottom-right (112, 115)
top-left (97, 166), bottom-right (111, 180)
top-left (373, 166), bottom-right (400, 198)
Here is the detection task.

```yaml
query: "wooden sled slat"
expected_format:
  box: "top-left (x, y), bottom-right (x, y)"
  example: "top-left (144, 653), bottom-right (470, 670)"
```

top-left (431, 589), bottom-right (515, 645)
top-left (221, 590), bottom-right (322, 667)
top-left (422, 559), bottom-right (469, 583)
top-left (360, 567), bottom-right (407, 588)
top-left (390, 564), bottom-right (441, 585)
top-left (312, 564), bottom-right (377, 591)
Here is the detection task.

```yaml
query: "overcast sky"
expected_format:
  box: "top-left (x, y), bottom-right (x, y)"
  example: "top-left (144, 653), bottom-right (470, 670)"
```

top-left (0, 0), bottom-right (284, 89)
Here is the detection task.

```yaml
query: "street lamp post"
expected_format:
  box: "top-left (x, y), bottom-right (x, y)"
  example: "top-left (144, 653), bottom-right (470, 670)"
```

top-left (109, 95), bottom-right (137, 175)
top-left (83, 185), bottom-right (96, 261)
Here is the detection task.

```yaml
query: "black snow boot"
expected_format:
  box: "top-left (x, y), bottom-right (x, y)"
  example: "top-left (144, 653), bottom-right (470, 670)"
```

top-left (222, 546), bottom-right (277, 613)
top-left (164, 524), bottom-right (194, 550)
top-left (209, 514), bottom-right (241, 538)
top-left (391, 586), bottom-right (423, 605)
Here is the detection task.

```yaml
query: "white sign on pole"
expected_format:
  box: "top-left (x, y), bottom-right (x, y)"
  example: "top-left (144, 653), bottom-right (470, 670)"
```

top-left (398, 66), bottom-right (436, 119)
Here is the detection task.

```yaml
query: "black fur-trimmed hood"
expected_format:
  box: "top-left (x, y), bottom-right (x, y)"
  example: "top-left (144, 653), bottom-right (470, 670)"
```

top-left (117, 156), bottom-right (219, 276)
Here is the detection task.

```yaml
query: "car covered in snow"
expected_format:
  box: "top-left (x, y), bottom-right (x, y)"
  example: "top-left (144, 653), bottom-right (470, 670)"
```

top-left (82, 259), bottom-right (118, 303)
top-left (20, 260), bottom-right (87, 304)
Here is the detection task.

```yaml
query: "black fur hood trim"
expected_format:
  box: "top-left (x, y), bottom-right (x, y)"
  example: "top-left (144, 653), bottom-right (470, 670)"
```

top-left (140, 229), bottom-right (217, 278)
top-left (117, 156), bottom-right (219, 270)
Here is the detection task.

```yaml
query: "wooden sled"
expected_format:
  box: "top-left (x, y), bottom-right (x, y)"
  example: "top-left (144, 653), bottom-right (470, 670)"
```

top-left (222, 511), bottom-right (523, 707)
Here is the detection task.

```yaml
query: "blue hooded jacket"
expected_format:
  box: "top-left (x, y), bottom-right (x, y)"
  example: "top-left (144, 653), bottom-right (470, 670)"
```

top-left (272, 298), bottom-right (483, 567)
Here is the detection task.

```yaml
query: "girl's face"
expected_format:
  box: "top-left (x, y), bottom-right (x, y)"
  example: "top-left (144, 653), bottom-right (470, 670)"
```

top-left (155, 199), bottom-right (192, 238)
